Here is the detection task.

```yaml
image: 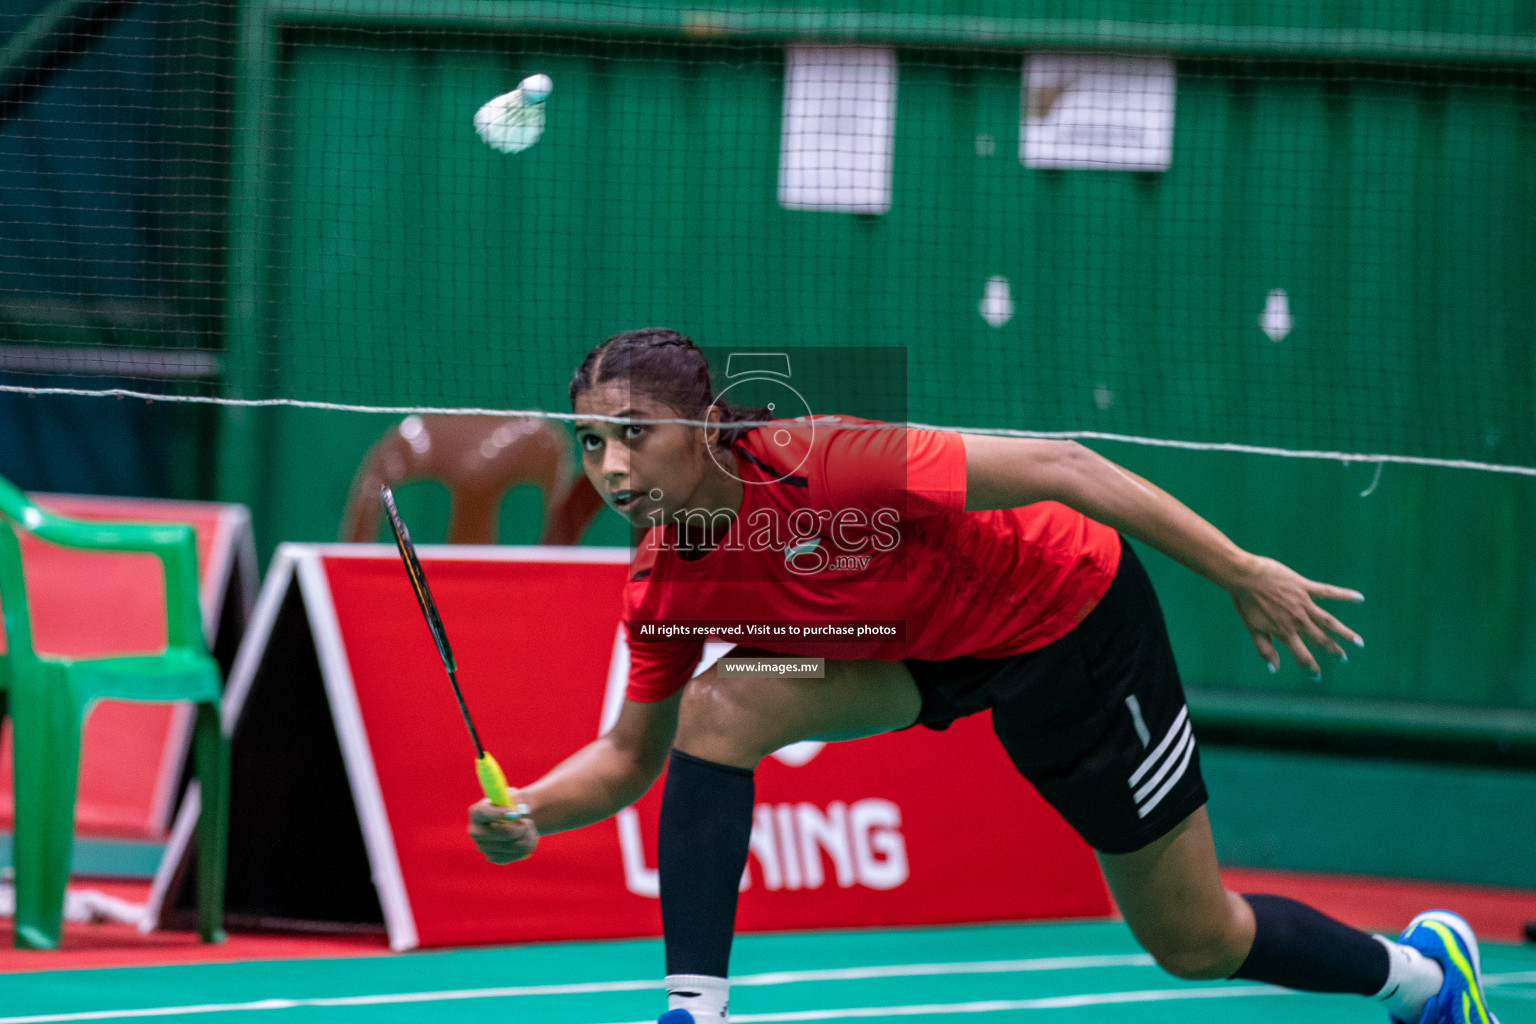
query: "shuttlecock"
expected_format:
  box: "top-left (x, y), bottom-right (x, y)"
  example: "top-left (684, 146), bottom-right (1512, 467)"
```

top-left (519, 73), bottom-right (552, 104)
top-left (474, 73), bottom-right (551, 154)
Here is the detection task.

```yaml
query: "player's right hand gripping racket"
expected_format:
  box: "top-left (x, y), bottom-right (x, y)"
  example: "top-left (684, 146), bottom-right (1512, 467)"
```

top-left (379, 485), bottom-right (524, 817)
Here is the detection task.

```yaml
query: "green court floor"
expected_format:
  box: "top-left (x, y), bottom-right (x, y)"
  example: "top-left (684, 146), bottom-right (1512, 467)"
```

top-left (1, 920), bottom-right (1532, 1023)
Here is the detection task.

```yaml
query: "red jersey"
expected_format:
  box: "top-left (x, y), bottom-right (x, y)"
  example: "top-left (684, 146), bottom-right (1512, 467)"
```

top-left (623, 418), bottom-right (1121, 701)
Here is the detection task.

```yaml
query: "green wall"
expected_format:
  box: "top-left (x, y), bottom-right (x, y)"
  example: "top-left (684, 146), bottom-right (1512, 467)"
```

top-left (220, 13), bottom-right (1536, 715)
top-left (1204, 745), bottom-right (1536, 886)
top-left (227, 35), bottom-right (1536, 462)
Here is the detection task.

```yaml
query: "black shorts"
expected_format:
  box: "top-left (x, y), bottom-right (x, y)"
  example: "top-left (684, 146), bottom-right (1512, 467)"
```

top-left (903, 538), bottom-right (1206, 855)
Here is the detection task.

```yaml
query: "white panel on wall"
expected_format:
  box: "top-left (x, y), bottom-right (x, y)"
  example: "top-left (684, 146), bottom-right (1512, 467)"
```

top-left (1022, 55), bottom-right (1175, 171)
top-left (779, 46), bottom-right (898, 214)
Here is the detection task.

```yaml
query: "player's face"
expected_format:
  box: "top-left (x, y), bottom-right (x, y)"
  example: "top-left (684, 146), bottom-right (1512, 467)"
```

top-left (573, 381), bottom-right (716, 528)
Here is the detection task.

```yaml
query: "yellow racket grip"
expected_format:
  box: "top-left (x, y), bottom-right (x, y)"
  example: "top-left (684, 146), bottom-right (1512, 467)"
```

top-left (475, 753), bottom-right (525, 818)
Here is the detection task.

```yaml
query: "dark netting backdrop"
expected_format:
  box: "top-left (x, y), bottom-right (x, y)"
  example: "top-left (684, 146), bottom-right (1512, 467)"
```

top-left (2, 0), bottom-right (1533, 469)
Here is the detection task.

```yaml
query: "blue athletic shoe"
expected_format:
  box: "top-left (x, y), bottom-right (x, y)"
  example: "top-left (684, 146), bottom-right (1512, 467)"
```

top-left (658, 1011), bottom-right (696, 1024)
top-left (1397, 910), bottom-right (1500, 1024)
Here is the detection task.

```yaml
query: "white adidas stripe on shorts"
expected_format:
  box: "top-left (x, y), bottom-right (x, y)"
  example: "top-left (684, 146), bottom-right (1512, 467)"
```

top-left (1128, 705), bottom-right (1196, 819)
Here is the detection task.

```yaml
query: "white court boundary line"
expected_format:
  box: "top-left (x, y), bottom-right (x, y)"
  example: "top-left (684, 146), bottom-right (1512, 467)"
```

top-left (0, 384), bottom-right (1530, 478)
top-left (600, 986), bottom-right (1294, 1024)
top-left (18, 959), bottom-right (1536, 1021)
top-left (0, 954), bottom-right (1175, 1023)
top-left (731, 955), bottom-right (1155, 985)
top-left (0, 984), bottom-right (1290, 1024)
top-left (1485, 971), bottom-right (1536, 1000)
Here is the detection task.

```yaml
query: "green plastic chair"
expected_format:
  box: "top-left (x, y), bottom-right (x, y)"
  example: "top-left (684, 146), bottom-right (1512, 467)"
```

top-left (0, 476), bottom-right (227, 949)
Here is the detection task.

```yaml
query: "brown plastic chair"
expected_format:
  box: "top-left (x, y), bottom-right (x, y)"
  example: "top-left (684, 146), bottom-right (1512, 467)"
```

top-left (341, 415), bottom-right (604, 546)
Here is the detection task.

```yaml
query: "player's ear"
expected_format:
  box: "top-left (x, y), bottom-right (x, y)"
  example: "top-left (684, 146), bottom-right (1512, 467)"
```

top-left (702, 405), bottom-right (722, 450)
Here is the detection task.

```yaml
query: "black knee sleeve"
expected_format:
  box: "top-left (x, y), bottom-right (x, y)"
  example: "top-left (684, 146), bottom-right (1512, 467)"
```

top-left (1232, 893), bottom-right (1389, 995)
top-left (658, 749), bottom-right (755, 978)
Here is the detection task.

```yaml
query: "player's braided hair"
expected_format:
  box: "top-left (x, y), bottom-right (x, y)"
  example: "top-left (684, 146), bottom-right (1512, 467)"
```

top-left (569, 327), bottom-right (771, 448)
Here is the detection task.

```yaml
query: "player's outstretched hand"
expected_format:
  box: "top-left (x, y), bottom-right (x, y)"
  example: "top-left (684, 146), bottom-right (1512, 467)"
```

top-left (468, 798), bottom-right (539, 865)
top-left (1228, 555), bottom-right (1364, 678)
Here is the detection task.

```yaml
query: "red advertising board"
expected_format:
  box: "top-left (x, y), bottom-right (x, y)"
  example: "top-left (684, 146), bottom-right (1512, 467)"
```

top-left (0, 495), bottom-right (255, 839)
top-left (153, 544), bottom-right (1109, 949)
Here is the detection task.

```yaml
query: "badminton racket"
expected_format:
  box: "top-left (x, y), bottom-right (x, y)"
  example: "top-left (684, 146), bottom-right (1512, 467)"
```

top-left (379, 484), bottom-right (521, 815)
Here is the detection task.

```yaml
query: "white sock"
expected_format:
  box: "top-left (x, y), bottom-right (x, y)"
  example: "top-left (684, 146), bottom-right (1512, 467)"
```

top-left (666, 973), bottom-right (730, 1022)
top-left (1372, 936), bottom-right (1445, 1022)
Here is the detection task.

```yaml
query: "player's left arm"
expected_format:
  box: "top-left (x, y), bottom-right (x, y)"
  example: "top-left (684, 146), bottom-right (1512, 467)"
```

top-left (961, 435), bottom-right (1363, 675)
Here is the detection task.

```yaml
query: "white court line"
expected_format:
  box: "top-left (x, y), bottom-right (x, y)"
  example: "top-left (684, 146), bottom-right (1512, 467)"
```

top-left (1484, 970), bottom-right (1536, 1002)
top-left (0, 983), bottom-right (656, 1024)
top-left (595, 985), bottom-right (1294, 1024)
top-left (0, 984), bottom-right (1286, 1024)
top-left (0, 955), bottom-right (1161, 1024)
top-left (733, 956), bottom-right (1155, 987)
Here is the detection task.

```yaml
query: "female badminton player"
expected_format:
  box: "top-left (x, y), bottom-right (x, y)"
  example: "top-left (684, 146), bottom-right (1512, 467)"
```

top-left (468, 328), bottom-right (1498, 1024)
